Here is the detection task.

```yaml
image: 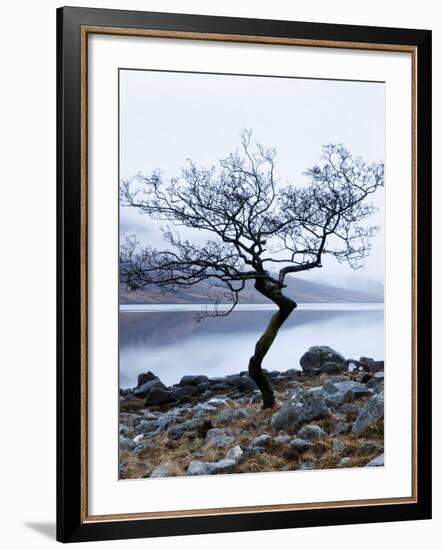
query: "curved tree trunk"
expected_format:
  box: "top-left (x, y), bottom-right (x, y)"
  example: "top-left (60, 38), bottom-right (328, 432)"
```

top-left (248, 280), bottom-right (296, 408)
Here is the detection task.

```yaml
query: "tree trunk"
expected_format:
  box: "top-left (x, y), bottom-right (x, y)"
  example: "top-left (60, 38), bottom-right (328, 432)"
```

top-left (248, 280), bottom-right (296, 408)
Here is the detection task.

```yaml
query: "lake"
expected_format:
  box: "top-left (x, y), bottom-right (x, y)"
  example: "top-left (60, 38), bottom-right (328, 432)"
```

top-left (119, 303), bottom-right (384, 389)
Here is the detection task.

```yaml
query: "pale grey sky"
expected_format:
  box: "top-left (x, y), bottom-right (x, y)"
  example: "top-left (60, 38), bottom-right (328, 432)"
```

top-left (119, 69), bottom-right (385, 288)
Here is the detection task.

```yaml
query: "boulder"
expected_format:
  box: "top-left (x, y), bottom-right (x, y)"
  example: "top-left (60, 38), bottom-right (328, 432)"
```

top-left (137, 371), bottom-right (159, 387)
top-left (352, 392), bottom-right (384, 434)
top-left (297, 424), bottom-right (327, 441)
top-left (134, 379), bottom-right (167, 398)
top-left (144, 387), bottom-right (174, 406)
top-left (171, 385), bottom-right (199, 400)
top-left (338, 457), bottom-right (351, 467)
top-left (359, 357), bottom-right (384, 373)
top-left (365, 453), bottom-right (384, 467)
top-left (320, 361), bottom-right (347, 375)
top-left (178, 374), bottom-right (210, 387)
top-left (300, 346), bottom-right (345, 373)
top-left (216, 408), bottom-right (250, 425)
top-left (271, 393), bottom-right (329, 434)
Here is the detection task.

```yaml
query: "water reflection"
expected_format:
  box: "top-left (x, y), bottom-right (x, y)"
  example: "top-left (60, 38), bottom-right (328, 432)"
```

top-left (119, 307), bottom-right (384, 388)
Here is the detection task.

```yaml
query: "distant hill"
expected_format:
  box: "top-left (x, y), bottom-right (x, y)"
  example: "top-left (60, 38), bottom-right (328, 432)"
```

top-left (120, 275), bottom-right (383, 304)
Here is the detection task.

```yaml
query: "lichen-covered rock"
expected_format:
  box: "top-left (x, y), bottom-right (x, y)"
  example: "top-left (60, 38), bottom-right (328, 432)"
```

top-left (271, 393), bottom-right (329, 434)
top-left (352, 392), bottom-right (384, 434)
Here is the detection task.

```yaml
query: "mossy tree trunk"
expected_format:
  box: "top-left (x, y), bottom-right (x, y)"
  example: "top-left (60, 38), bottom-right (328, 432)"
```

top-left (248, 279), bottom-right (297, 408)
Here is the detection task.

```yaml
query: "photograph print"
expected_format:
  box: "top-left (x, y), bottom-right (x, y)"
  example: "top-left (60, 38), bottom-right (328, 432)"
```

top-left (118, 69), bottom-right (385, 480)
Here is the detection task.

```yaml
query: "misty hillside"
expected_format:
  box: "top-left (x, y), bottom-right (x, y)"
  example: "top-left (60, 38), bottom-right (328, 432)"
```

top-left (120, 275), bottom-right (383, 305)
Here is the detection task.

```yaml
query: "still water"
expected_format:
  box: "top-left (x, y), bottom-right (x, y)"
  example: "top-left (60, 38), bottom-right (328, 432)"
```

top-left (119, 304), bottom-right (384, 389)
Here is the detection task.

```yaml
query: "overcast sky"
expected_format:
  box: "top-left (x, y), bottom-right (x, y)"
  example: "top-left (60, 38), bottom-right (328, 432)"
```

top-left (119, 69), bottom-right (385, 289)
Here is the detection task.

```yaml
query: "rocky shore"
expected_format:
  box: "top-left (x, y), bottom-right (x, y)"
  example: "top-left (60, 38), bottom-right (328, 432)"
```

top-left (119, 346), bottom-right (384, 479)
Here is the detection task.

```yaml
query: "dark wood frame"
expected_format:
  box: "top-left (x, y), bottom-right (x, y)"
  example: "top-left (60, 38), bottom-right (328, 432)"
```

top-left (57, 6), bottom-right (432, 543)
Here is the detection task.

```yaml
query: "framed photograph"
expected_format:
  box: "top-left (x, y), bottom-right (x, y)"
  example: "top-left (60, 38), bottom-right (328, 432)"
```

top-left (57, 6), bottom-right (432, 543)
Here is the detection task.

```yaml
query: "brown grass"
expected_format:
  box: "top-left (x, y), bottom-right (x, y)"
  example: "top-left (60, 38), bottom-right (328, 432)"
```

top-left (119, 377), bottom-right (384, 478)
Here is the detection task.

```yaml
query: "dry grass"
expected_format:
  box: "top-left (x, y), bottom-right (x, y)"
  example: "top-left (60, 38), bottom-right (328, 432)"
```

top-left (119, 375), bottom-right (384, 478)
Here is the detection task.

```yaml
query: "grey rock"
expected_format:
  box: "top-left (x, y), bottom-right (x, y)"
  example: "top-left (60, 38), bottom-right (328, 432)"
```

top-left (374, 381), bottom-right (384, 394)
top-left (288, 438), bottom-right (314, 452)
top-left (133, 440), bottom-right (154, 455)
top-left (271, 393), bottom-right (329, 434)
top-left (150, 464), bottom-right (171, 478)
top-left (352, 392), bottom-right (384, 434)
top-left (144, 387), bottom-right (174, 406)
top-left (187, 458), bottom-right (238, 476)
top-left (209, 434), bottom-right (235, 449)
top-left (119, 436), bottom-right (135, 451)
top-left (250, 434), bottom-right (273, 448)
top-left (338, 457), bottom-right (351, 467)
top-left (365, 453), bottom-right (384, 467)
top-left (359, 357), bottom-right (385, 373)
top-left (226, 374), bottom-right (258, 392)
top-left (250, 393), bottom-right (263, 404)
top-left (216, 408), bottom-right (249, 425)
top-left (168, 417), bottom-right (213, 441)
top-left (197, 382), bottom-right (211, 393)
top-left (171, 385), bottom-right (199, 400)
top-left (206, 398), bottom-right (228, 408)
top-left (320, 361), bottom-right (347, 375)
top-left (137, 371), bottom-right (159, 387)
top-left (300, 346), bottom-right (345, 373)
top-left (339, 403), bottom-right (361, 420)
top-left (331, 421), bottom-right (352, 436)
top-left (211, 384), bottom-right (231, 392)
top-left (225, 445), bottom-right (244, 463)
top-left (361, 441), bottom-right (384, 454)
top-left (332, 439), bottom-right (346, 454)
top-left (134, 379), bottom-right (167, 398)
top-left (328, 380), bottom-right (372, 397)
top-left (297, 424), bottom-right (327, 441)
top-left (179, 374), bottom-right (210, 387)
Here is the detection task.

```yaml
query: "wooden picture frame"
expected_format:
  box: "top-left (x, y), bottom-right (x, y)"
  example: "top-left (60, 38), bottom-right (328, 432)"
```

top-left (57, 6), bottom-right (432, 543)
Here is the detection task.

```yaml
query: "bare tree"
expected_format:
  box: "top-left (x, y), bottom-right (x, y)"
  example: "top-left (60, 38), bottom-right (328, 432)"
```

top-left (120, 130), bottom-right (384, 408)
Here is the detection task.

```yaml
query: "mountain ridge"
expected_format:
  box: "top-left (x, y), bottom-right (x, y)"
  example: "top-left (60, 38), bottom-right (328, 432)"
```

top-left (120, 275), bottom-right (383, 305)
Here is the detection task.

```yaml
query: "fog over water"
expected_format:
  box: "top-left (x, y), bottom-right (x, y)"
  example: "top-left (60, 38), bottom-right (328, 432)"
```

top-left (119, 305), bottom-right (384, 389)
